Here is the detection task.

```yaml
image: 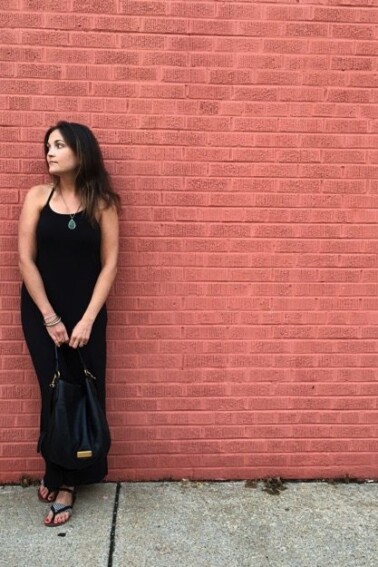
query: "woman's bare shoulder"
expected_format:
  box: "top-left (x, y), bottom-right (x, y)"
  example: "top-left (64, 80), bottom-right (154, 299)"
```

top-left (24, 184), bottom-right (54, 207)
top-left (27, 183), bottom-right (53, 198)
top-left (96, 198), bottom-right (119, 222)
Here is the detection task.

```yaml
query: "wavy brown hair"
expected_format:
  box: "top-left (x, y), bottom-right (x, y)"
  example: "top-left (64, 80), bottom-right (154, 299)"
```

top-left (44, 121), bottom-right (120, 223)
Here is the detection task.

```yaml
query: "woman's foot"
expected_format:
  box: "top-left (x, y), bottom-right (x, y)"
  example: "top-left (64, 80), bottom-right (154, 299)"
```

top-left (38, 480), bottom-right (57, 503)
top-left (44, 486), bottom-right (76, 527)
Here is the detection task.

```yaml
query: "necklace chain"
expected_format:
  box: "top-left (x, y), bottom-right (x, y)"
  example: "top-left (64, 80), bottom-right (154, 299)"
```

top-left (59, 190), bottom-right (81, 230)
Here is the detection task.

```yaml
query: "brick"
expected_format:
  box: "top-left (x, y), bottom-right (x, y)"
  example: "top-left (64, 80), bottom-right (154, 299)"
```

top-left (9, 96), bottom-right (32, 110)
top-left (304, 71), bottom-right (347, 87)
top-left (356, 41), bottom-right (378, 56)
top-left (168, 36), bottom-right (212, 52)
top-left (239, 21), bottom-right (283, 37)
top-left (24, 0), bottom-right (70, 9)
top-left (144, 17), bottom-right (188, 34)
top-left (286, 56), bottom-right (329, 72)
top-left (43, 79), bottom-right (89, 96)
top-left (217, 3), bottom-right (262, 20)
top-left (286, 23), bottom-right (328, 37)
top-left (349, 74), bottom-right (378, 88)
top-left (70, 32), bottom-right (117, 48)
top-left (313, 7), bottom-right (358, 23)
top-left (190, 53), bottom-right (234, 69)
top-left (0, 12), bottom-right (43, 28)
top-left (0, 29), bottom-right (19, 45)
top-left (236, 117), bottom-right (280, 132)
top-left (139, 84), bottom-right (185, 99)
top-left (359, 8), bottom-right (378, 23)
top-left (323, 150), bottom-right (366, 164)
top-left (120, 1), bottom-right (167, 16)
top-left (93, 16), bottom-right (140, 32)
top-left (22, 30), bottom-right (69, 45)
top-left (45, 48), bottom-right (93, 64)
top-left (210, 69), bottom-right (253, 85)
top-left (310, 39), bottom-right (354, 55)
top-left (238, 54), bottom-right (282, 70)
top-left (114, 66), bottom-right (157, 81)
top-left (234, 87), bottom-right (278, 102)
top-left (120, 34), bottom-right (165, 50)
top-left (72, 0), bottom-right (117, 11)
top-left (0, 62), bottom-right (15, 77)
top-left (216, 38), bottom-right (261, 53)
top-left (280, 86), bottom-right (324, 102)
top-left (327, 89), bottom-right (370, 104)
top-left (187, 85), bottom-right (232, 100)
top-left (17, 63), bottom-right (62, 79)
top-left (162, 68), bottom-right (207, 84)
top-left (0, 47), bottom-right (44, 62)
top-left (331, 24), bottom-right (374, 40)
top-left (191, 19), bottom-right (236, 36)
top-left (267, 6), bottom-right (312, 21)
top-left (277, 149), bottom-right (320, 163)
top-left (44, 14), bottom-right (92, 30)
top-left (94, 51), bottom-right (139, 65)
top-left (170, 2), bottom-right (215, 18)
top-left (264, 39), bottom-right (308, 54)
top-left (0, 111), bottom-right (44, 127)
top-left (331, 57), bottom-right (373, 71)
top-left (301, 134), bottom-right (342, 148)
top-left (91, 82), bottom-right (136, 97)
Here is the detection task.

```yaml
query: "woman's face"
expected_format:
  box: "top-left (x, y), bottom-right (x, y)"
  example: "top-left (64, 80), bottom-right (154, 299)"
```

top-left (46, 129), bottom-right (79, 177)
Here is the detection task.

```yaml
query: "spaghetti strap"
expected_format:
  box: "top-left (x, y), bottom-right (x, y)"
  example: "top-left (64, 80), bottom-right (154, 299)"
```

top-left (46, 186), bottom-right (55, 205)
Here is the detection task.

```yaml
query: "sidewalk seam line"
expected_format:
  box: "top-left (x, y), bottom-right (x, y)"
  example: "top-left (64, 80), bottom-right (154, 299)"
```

top-left (107, 482), bottom-right (121, 567)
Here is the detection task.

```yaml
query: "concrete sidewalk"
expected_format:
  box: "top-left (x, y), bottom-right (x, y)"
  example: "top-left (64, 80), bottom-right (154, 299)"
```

top-left (1, 480), bottom-right (378, 567)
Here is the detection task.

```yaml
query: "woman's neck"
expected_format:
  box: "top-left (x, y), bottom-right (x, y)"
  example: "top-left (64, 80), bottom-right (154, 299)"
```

top-left (56, 176), bottom-right (77, 195)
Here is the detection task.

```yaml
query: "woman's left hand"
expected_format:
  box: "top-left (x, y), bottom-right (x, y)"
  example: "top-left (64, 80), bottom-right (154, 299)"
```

top-left (69, 318), bottom-right (93, 349)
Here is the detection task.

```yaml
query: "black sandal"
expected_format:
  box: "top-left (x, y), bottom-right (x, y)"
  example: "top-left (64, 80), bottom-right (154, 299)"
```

top-left (44, 487), bottom-right (76, 527)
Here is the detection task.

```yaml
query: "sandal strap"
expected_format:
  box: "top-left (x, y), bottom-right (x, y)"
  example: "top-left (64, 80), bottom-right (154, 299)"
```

top-left (58, 487), bottom-right (75, 495)
top-left (50, 503), bottom-right (73, 516)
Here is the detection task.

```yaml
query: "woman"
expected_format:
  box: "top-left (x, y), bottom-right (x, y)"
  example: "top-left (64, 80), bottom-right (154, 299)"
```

top-left (18, 121), bottom-right (120, 527)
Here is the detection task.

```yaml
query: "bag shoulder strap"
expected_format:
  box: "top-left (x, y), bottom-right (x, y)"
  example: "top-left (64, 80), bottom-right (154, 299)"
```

top-left (53, 345), bottom-right (96, 381)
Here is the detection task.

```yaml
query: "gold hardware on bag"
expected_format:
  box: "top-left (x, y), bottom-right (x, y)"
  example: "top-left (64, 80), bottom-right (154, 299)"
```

top-left (77, 450), bottom-right (92, 459)
top-left (49, 370), bottom-right (60, 388)
top-left (84, 369), bottom-right (96, 380)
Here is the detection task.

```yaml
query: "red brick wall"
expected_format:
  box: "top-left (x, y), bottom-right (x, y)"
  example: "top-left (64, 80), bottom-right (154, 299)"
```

top-left (1, 1), bottom-right (378, 482)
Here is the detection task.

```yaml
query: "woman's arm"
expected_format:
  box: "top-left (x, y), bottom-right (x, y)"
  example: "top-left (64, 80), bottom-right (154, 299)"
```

top-left (69, 204), bottom-right (119, 349)
top-left (18, 186), bottom-right (69, 345)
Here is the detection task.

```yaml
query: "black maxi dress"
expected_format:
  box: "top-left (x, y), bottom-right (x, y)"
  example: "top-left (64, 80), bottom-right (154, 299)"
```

top-left (21, 187), bottom-right (108, 490)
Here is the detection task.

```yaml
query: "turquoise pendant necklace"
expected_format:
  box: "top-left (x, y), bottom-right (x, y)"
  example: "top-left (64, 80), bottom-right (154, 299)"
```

top-left (68, 217), bottom-right (77, 230)
top-left (59, 190), bottom-right (81, 230)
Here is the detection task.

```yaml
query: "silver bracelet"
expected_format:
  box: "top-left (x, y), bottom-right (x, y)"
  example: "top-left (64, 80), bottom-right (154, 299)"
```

top-left (44, 316), bottom-right (62, 327)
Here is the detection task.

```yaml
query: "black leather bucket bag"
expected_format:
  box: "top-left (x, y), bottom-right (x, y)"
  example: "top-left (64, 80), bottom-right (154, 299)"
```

top-left (41, 346), bottom-right (111, 470)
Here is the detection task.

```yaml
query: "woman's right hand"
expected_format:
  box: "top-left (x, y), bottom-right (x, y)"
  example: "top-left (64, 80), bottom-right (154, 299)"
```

top-left (45, 321), bottom-right (69, 347)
